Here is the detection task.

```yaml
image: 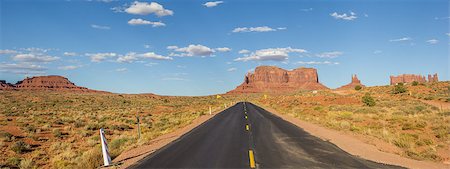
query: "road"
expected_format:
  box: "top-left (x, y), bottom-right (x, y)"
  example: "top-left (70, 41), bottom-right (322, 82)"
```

top-left (131, 102), bottom-right (403, 169)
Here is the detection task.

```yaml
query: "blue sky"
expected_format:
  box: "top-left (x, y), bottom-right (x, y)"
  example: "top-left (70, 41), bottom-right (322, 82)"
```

top-left (0, 0), bottom-right (448, 96)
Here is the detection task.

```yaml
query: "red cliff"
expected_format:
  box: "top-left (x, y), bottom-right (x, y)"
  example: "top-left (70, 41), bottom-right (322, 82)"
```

top-left (390, 73), bottom-right (439, 85)
top-left (1, 75), bottom-right (104, 92)
top-left (227, 66), bottom-right (328, 94)
top-left (336, 74), bottom-right (365, 90)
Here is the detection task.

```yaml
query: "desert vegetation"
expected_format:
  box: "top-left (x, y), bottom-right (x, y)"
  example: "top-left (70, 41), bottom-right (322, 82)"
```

top-left (252, 81), bottom-right (450, 162)
top-left (0, 91), bottom-right (237, 168)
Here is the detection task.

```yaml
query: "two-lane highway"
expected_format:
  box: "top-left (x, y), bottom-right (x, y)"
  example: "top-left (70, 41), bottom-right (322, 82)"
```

top-left (131, 102), bottom-right (403, 169)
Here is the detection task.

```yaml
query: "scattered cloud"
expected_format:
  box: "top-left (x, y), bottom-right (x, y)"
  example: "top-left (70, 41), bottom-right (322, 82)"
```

top-left (426, 39), bottom-right (439, 44)
top-left (330, 11), bottom-right (357, 21)
top-left (58, 65), bottom-right (81, 70)
top-left (140, 52), bottom-right (172, 60)
top-left (125, 1), bottom-right (173, 16)
top-left (446, 33), bottom-right (450, 37)
top-left (234, 47), bottom-right (307, 62)
top-left (297, 61), bottom-right (339, 65)
top-left (0, 63), bottom-right (47, 74)
top-left (162, 77), bottom-right (187, 81)
top-left (91, 24), bottom-right (110, 30)
top-left (373, 50), bottom-right (382, 54)
top-left (316, 51), bottom-right (343, 58)
top-left (389, 37), bottom-right (412, 42)
top-left (227, 67), bottom-right (237, 72)
top-left (145, 62), bottom-right (158, 67)
top-left (12, 53), bottom-right (59, 63)
top-left (238, 49), bottom-right (250, 54)
top-left (0, 49), bottom-right (18, 55)
top-left (215, 47), bottom-right (231, 52)
top-left (117, 52), bottom-right (172, 63)
top-left (434, 16), bottom-right (450, 20)
top-left (86, 53), bottom-right (117, 62)
top-left (63, 52), bottom-right (77, 56)
top-left (232, 26), bottom-right (285, 33)
top-left (116, 68), bottom-right (128, 72)
top-left (128, 18), bottom-right (165, 27)
top-left (203, 1), bottom-right (224, 8)
top-left (168, 44), bottom-right (228, 57)
top-left (144, 44), bottom-right (151, 48)
top-left (300, 8), bottom-right (313, 12)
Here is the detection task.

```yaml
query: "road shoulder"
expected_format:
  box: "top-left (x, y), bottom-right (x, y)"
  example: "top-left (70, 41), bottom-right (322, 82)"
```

top-left (254, 103), bottom-right (449, 169)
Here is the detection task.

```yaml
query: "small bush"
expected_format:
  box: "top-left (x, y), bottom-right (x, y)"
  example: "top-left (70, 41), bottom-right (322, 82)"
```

top-left (393, 83), bottom-right (407, 94)
top-left (10, 141), bottom-right (31, 154)
top-left (362, 93), bottom-right (376, 107)
top-left (354, 85), bottom-right (362, 91)
top-left (1, 132), bottom-right (14, 142)
top-left (411, 81), bottom-right (419, 86)
top-left (19, 158), bottom-right (34, 169)
top-left (53, 129), bottom-right (63, 138)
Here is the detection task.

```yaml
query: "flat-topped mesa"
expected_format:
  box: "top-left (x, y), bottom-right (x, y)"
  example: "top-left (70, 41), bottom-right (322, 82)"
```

top-left (336, 74), bottom-right (365, 90)
top-left (1, 75), bottom-right (104, 92)
top-left (390, 73), bottom-right (439, 85)
top-left (227, 66), bottom-right (328, 94)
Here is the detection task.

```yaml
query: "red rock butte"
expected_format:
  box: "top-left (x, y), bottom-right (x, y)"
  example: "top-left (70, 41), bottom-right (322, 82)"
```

top-left (0, 75), bottom-right (103, 92)
top-left (336, 74), bottom-right (365, 90)
top-left (390, 73), bottom-right (439, 85)
top-left (227, 66), bottom-right (328, 94)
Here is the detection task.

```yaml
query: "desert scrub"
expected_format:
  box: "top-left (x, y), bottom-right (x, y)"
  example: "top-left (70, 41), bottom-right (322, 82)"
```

top-left (362, 93), bottom-right (376, 107)
top-left (393, 83), bottom-right (407, 94)
top-left (10, 141), bottom-right (31, 154)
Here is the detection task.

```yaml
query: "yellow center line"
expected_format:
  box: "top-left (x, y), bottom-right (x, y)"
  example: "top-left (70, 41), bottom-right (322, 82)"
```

top-left (245, 115), bottom-right (248, 119)
top-left (248, 150), bottom-right (256, 168)
top-left (246, 124), bottom-right (249, 131)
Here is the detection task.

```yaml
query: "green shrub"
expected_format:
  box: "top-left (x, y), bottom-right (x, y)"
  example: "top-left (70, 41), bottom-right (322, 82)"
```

top-left (354, 85), bottom-right (362, 91)
top-left (1, 132), bottom-right (14, 142)
top-left (411, 81), bottom-right (419, 86)
top-left (362, 93), bottom-right (376, 107)
top-left (53, 129), bottom-right (63, 138)
top-left (393, 83), bottom-right (407, 94)
top-left (10, 141), bottom-right (31, 154)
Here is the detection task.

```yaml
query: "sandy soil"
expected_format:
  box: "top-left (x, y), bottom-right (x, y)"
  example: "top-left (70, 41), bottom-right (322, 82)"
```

top-left (107, 106), bottom-right (229, 169)
top-left (420, 100), bottom-right (450, 110)
top-left (255, 103), bottom-right (450, 169)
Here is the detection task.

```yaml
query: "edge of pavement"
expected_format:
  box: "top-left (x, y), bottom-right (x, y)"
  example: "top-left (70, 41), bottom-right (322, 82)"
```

top-left (252, 102), bottom-right (449, 169)
top-left (106, 104), bottom-right (233, 169)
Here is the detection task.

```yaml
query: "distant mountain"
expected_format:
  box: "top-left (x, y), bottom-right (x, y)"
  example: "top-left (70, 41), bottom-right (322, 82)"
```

top-left (0, 75), bottom-right (106, 92)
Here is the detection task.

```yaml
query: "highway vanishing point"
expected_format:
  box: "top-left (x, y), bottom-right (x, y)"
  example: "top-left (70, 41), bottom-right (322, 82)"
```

top-left (131, 102), bottom-right (404, 169)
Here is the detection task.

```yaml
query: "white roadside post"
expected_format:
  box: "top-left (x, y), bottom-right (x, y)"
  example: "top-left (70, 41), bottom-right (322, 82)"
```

top-left (209, 106), bottom-right (212, 115)
top-left (100, 128), bottom-right (112, 167)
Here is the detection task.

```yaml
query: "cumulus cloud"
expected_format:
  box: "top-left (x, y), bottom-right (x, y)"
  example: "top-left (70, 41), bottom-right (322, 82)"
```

top-left (168, 44), bottom-right (229, 57)
top-left (234, 47), bottom-right (307, 62)
top-left (91, 24), bottom-right (111, 30)
top-left (227, 67), bottom-right (237, 72)
top-left (330, 12), bottom-right (357, 21)
top-left (203, 1), bottom-right (224, 7)
top-left (0, 63), bottom-right (47, 74)
top-left (426, 39), bottom-right (439, 44)
top-left (316, 51), bottom-right (343, 58)
top-left (297, 61), bottom-right (339, 65)
top-left (389, 37), bottom-right (412, 42)
top-left (128, 18), bottom-right (166, 27)
top-left (215, 47), bottom-right (231, 52)
top-left (116, 68), bottom-right (128, 72)
top-left (12, 53), bottom-right (59, 63)
top-left (232, 26), bottom-right (285, 33)
top-left (125, 1), bottom-right (173, 16)
top-left (238, 49), bottom-right (250, 54)
top-left (58, 65), bottom-right (81, 70)
top-left (63, 52), bottom-right (77, 56)
top-left (0, 49), bottom-right (18, 55)
top-left (116, 52), bottom-right (172, 63)
top-left (86, 53), bottom-right (117, 62)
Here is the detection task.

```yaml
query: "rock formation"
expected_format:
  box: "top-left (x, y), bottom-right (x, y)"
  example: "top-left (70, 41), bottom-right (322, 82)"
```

top-left (0, 75), bottom-right (103, 92)
top-left (336, 74), bottom-right (365, 90)
top-left (227, 66), bottom-right (328, 94)
top-left (390, 73), bottom-right (439, 85)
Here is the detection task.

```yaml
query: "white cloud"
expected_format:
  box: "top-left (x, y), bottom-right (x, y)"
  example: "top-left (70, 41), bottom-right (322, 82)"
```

top-left (58, 65), bottom-right (80, 70)
top-left (0, 63), bottom-right (47, 74)
top-left (116, 52), bottom-right (172, 63)
top-left (128, 18), bottom-right (166, 27)
top-left (203, 1), bottom-right (224, 7)
top-left (162, 77), bottom-right (187, 81)
top-left (125, 1), bottom-right (173, 17)
top-left (389, 37), bottom-right (412, 42)
top-left (297, 61), bottom-right (339, 65)
top-left (168, 44), bottom-right (215, 57)
top-left (330, 12), bottom-right (357, 21)
top-left (232, 26), bottom-right (284, 33)
top-left (373, 50), bottom-right (382, 54)
top-left (316, 51), bottom-right (343, 58)
top-left (426, 39), bottom-right (439, 44)
top-left (234, 47), bottom-right (307, 62)
top-left (91, 24), bottom-right (110, 30)
top-left (300, 8), bottom-right (313, 12)
top-left (0, 49), bottom-right (18, 55)
top-left (116, 68), bottom-right (128, 72)
top-left (86, 53), bottom-right (117, 62)
top-left (446, 33), bottom-right (450, 37)
top-left (63, 52), bottom-right (77, 56)
top-left (215, 47), bottom-right (231, 52)
top-left (144, 44), bottom-right (151, 48)
top-left (227, 67), bottom-right (237, 72)
top-left (12, 53), bottom-right (59, 62)
top-left (238, 49), bottom-right (250, 54)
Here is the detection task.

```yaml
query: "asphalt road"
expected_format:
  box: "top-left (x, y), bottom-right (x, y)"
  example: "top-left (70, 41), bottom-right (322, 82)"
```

top-left (131, 102), bottom-right (404, 169)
